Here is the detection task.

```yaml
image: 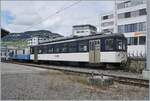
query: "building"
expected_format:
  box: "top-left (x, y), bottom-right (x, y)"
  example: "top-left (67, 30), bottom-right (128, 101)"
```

top-left (100, 0), bottom-right (147, 58)
top-left (72, 24), bottom-right (97, 36)
top-left (27, 36), bottom-right (51, 46)
top-left (1, 28), bottom-right (10, 38)
top-left (100, 12), bottom-right (114, 33)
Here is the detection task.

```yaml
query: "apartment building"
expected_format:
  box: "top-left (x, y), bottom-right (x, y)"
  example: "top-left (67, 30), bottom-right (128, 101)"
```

top-left (72, 24), bottom-right (97, 36)
top-left (27, 37), bottom-right (51, 46)
top-left (100, 12), bottom-right (114, 33)
top-left (100, 0), bottom-right (147, 57)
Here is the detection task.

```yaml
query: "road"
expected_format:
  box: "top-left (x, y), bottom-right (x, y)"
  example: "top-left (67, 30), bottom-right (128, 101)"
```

top-left (1, 62), bottom-right (149, 100)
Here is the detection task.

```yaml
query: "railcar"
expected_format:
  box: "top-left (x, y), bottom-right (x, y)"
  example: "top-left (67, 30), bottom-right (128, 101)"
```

top-left (10, 47), bottom-right (30, 61)
top-left (30, 33), bottom-right (127, 65)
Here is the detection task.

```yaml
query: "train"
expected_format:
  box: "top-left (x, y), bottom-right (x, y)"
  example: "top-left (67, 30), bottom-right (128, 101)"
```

top-left (4, 33), bottom-right (128, 67)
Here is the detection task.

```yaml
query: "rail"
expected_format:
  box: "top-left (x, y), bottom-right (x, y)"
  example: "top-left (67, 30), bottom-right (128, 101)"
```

top-left (3, 61), bottom-right (149, 88)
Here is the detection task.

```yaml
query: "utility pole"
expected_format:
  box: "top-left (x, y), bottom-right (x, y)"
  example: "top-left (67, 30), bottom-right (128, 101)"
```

top-left (142, 0), bottom-right (150, 79)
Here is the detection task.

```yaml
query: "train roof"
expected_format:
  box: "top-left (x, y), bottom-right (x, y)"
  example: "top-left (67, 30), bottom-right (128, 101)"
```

top-left (33, 33), bottom-right (125, 47)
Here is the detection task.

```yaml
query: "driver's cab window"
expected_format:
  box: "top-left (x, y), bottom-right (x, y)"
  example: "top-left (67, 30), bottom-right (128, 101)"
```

top-left (105, 39), bottom-right (114, 50)
top-left (117, 39), bottom-right (123, 50)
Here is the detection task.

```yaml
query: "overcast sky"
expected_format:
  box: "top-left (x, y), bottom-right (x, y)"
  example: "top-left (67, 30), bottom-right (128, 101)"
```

top-left (1, 0), bottom-right (114, 36)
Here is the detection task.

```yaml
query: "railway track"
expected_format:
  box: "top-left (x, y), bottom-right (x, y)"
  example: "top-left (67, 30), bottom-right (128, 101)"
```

top-left (4, 61), bottom-right (149, 88)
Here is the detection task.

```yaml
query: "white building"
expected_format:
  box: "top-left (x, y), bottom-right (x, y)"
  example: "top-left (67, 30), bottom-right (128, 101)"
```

top-left (72, 24), bottom-right (97, 36)
top-left (100, 12), bottom-right (114, 33)
top-left (100, 0), bottom-right (147, 58)
top-left (27, 37), bottom-right (51, 46)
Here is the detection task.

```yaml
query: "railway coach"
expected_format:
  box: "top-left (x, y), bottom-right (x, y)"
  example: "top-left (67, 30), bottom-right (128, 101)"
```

top-left (30, 33), bottom-right (127, 65)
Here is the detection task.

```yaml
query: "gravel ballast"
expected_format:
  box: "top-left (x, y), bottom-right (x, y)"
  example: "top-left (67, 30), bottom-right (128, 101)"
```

top-left (1, 63), bottom-right (149, 100)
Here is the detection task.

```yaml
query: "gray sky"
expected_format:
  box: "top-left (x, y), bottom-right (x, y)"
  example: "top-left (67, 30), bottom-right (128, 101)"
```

top-left (1, 1), bottom-right (114, 36)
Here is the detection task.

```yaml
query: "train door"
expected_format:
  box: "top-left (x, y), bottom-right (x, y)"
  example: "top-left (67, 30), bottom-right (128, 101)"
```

top-left (89, 40), bottom-right (101, 63)
top-left (34, 46), bottom-right (38, 62)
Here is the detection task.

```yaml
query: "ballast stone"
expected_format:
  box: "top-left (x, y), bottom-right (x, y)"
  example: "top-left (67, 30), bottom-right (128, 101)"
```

top-left (89, 76), bottom-right (114, 86)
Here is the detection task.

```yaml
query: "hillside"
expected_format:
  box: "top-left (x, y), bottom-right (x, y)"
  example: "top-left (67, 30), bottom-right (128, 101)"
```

top-left (2, 30), bottom-right (63, 41)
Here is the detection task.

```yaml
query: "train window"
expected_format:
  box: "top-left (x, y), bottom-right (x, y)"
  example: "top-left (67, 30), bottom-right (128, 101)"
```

top-left (105, 39), bottom-right (114, 50)
top-left (116, 39), bottom-right (123, 50)
top-left (55, 47), bottom-right (60, 53)
top-left (48, 46), bottom-right (53, 53)
top-left (23, 49), bottom-right (25, 54)
top-left (89, 41), bottom-right (94, 51)
top-left (79, 45), bottom-right (87, 52)
top-left (38, 47), bottom-right (42, 54)
top-left (79, 41), bottom-right (88, 52)
top-left (43, 46), bottom-right (48, 54)
top-left (61, 43), bottom-right (68, 53)
top-left (30, 47), bottom-right (33, 54)
top-left (123, 39), bottom-right (126, 50)
top-left (15, 50), bottom-right (17, 54)
top-left (68, 42), bottom-right (77, 53)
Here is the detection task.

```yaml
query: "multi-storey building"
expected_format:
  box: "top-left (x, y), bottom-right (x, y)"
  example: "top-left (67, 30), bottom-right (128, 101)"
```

top-left (72, 24), bottom-right (97, 36)
top-left (100, 0), bottom-right (147, 57)
top-left (27, 37), bottom-right (51, 46)
top-left (100, 12), bottom-right (114, 33)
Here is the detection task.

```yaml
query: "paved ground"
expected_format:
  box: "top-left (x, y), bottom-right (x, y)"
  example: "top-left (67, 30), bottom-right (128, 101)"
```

top-left (1, 62), bottom-right (149, 100)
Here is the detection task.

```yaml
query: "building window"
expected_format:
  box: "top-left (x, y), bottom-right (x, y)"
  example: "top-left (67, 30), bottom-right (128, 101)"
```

top-left (124, 12), bottom-right (131, 18)
top-left (139, 9), bottom-right (147, 15)
top-left (125, 24), bottom-right (131, 33)
top-left (101, 21), bottom-right (114, 27)
top-left (131, 0), bottom-right (146, 6)
top-left (117, 1), bottom-right (146, 9)
top-left (118, 13), bottom-right (124, 19)
top-left (131, 10), bottom-right (139, 17)
top-left (105, 39), bottom-right (114, 50)
top-left (124, 1), bottom-right (131, 8)
top-left (117, 3), bottom-right (124, 9)
top-left (128, 37), bottom-right (131, 45)
top-left (127, 37), bottom-right (138, 45)
top-left (118, 25), bottom-right (124, 33)
top-left (138, 22), bottom-right (146, 31)
top-left (139, 36), bottom-right (146, 45)
top-left (133, 37), bottom-right (138, 45)
top-left (103, 16), bottom-right (108, 20)
top-left (118, 9), bottom-right (146, 19)
top-left (118, 22), bottom-right (146, 33)
top-left (109, 14), bottom-right (113, 19)
top-left (76, 31), bottom-right (81, 33)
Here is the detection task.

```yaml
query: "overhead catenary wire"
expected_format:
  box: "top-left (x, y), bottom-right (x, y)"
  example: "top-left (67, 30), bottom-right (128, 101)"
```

top-left (26, 0), bottom-right (81, 31)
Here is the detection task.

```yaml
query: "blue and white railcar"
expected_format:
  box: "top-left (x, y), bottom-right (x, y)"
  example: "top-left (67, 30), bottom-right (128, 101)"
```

top-left (30, 33), bottom-right (127, 64)
top-left (13, 47), bottom-right (30, 60)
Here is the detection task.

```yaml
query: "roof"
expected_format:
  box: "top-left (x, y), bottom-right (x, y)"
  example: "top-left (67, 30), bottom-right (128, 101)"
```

top-left (100, 11), bottom-right (114, 17)
top-left (1, 28), bottom-right (10, 38)
top-left (72, 24), bottom-right (97, 29)
top-left (34, 33), bottom-right (125, 46)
